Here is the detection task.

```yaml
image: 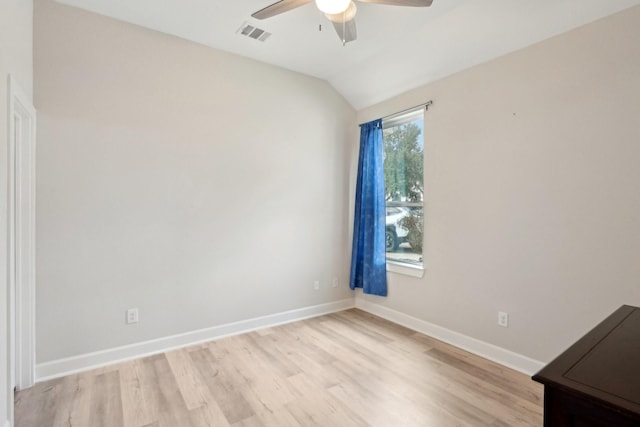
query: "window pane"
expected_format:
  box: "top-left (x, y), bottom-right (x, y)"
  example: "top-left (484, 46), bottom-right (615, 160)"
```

top-left (382, 108), bottom-right (424, 267)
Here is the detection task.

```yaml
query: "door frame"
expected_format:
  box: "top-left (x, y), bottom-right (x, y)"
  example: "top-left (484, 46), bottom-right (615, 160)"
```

top-left (7, 74), bottom-right (36, 400)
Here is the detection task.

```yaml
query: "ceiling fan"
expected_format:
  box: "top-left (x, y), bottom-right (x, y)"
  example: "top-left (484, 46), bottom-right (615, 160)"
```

top-left (251, 0), bottom-right (433, 45)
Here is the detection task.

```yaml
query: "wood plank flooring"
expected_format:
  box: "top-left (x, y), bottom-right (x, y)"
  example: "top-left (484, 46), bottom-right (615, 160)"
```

top-left (15, 309), bottom-right (543, 426)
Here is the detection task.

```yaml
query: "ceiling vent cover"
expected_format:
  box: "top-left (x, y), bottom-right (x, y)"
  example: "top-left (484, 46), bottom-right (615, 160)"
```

top-left (237, 22), bottom-right (272, 42)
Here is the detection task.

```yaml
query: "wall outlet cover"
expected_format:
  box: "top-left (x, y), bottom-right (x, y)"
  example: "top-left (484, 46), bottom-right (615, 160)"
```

top-left (498, 311), bottom-right (508, 328)
top-left (126, 308), bottom-right (139, 324)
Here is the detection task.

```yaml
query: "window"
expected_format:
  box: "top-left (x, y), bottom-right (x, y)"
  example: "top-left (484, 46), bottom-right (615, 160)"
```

top-left (382, 107), bottom-right (424, 269)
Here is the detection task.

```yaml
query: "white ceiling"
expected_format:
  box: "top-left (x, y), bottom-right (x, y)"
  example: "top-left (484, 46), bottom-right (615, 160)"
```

top-left (55, 0), bottom-right (640, 109)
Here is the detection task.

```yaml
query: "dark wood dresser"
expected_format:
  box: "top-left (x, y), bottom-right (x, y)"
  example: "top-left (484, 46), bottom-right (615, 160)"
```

top-left (532, 305), bottom-right (640, 426)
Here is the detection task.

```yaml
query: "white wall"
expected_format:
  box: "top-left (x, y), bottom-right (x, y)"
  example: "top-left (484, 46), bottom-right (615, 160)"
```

top-left (1, 1), bottom-right (33, 424)
top-left (357, 6), bottom-right (640, 364)
top-left (34, 0), bottom-right (355, 366)
top-left (31, 0), bottom-right (640, 386)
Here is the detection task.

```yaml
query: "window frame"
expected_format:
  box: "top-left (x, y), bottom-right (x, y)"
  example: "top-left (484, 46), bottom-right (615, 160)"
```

top-left (381, 106), bottom-right (426, 276)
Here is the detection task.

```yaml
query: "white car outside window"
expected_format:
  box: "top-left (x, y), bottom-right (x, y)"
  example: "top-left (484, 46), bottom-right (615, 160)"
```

top-left (385, 207), bottom-right (409, 251)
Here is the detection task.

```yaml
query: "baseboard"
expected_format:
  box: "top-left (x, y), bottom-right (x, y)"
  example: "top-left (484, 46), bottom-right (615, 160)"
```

top-left (355, 298), bottom-right (544, 376)
top-left (36, 298), bottom-right (355, 382)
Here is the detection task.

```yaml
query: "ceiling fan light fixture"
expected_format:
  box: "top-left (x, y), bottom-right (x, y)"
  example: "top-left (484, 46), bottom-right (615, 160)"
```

top-left (315, 0), bottom-right (350, 15)
top-left (326, 1), bottom-right (357, 23)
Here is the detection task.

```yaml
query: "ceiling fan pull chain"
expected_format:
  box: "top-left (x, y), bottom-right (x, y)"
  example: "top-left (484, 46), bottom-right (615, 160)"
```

top-left (342, 10), bottom-right (346, 45)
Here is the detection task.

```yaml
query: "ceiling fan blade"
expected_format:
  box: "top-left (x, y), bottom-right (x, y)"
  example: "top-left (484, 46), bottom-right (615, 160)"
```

top-left (330, 17), bottom-right (357, 44)
top-left (326, 1), bottom-right (357, 44)
top-left (355, 0), bottom-right (432, 6)
top-left (252, 0), bottom-right (313, 20)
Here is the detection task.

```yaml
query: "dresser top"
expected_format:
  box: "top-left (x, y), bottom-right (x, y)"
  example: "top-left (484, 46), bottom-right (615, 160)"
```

top-left (533, 305), bottom-right (640, 415)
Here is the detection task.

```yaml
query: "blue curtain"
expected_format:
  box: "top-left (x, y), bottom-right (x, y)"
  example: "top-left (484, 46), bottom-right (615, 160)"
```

top-left (350, 119), bottom-right (387, 296)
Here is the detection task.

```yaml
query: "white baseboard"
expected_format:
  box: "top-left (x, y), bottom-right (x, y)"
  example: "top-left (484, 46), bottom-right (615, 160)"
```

top-left (355, 298), bottom-right (544, 376)
top-left (37, 298), bottom-right (355, 382)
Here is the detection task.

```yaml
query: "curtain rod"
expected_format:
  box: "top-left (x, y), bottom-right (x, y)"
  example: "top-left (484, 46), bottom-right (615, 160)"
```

top-left (359, 100), bottom-right (433, 126)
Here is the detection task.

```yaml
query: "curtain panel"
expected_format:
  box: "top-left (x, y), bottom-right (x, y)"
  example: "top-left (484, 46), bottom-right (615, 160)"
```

top-left (350, 119), bottom-right (387, 296)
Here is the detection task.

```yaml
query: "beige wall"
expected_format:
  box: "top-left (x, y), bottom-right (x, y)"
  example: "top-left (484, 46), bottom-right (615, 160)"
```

top-left (357, 6), bottom-right (640, 363)
top-left (34, 0), bottom-right (356, 364)
top-left (30, 0), bottom-right (640, 384)
top-left (1, 0), bottom-right (33, 423)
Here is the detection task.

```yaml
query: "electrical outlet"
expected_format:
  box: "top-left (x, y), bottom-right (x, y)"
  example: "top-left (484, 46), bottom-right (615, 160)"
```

top-left (332, 277), bottom-right (338, 288)
top-left (314, 280), bottom-right (320, 291)
top-left (498, 311), bottom-right (508, 328)
top-left (126, 308), bottom-right (139, 324)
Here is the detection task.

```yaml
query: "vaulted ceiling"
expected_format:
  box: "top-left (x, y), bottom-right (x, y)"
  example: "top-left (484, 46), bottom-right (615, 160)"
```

top-left (54, 0), bottom-right (640, 109)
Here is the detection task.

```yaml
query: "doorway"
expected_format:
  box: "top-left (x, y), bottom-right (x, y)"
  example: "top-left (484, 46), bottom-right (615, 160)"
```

top-left (7, 74), bottom-right (36, 413)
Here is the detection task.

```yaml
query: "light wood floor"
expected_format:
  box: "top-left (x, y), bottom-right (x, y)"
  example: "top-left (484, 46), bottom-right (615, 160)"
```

top-left (15, 309), bottom-right (543, 426)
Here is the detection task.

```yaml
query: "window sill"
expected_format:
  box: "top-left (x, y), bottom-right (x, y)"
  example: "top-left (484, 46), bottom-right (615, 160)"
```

top-left (386, 261), bottom-right (424, 278)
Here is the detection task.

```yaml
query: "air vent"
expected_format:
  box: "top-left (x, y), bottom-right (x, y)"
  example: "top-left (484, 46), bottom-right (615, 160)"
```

top-left (237, 22), bottom-right (272, 42)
